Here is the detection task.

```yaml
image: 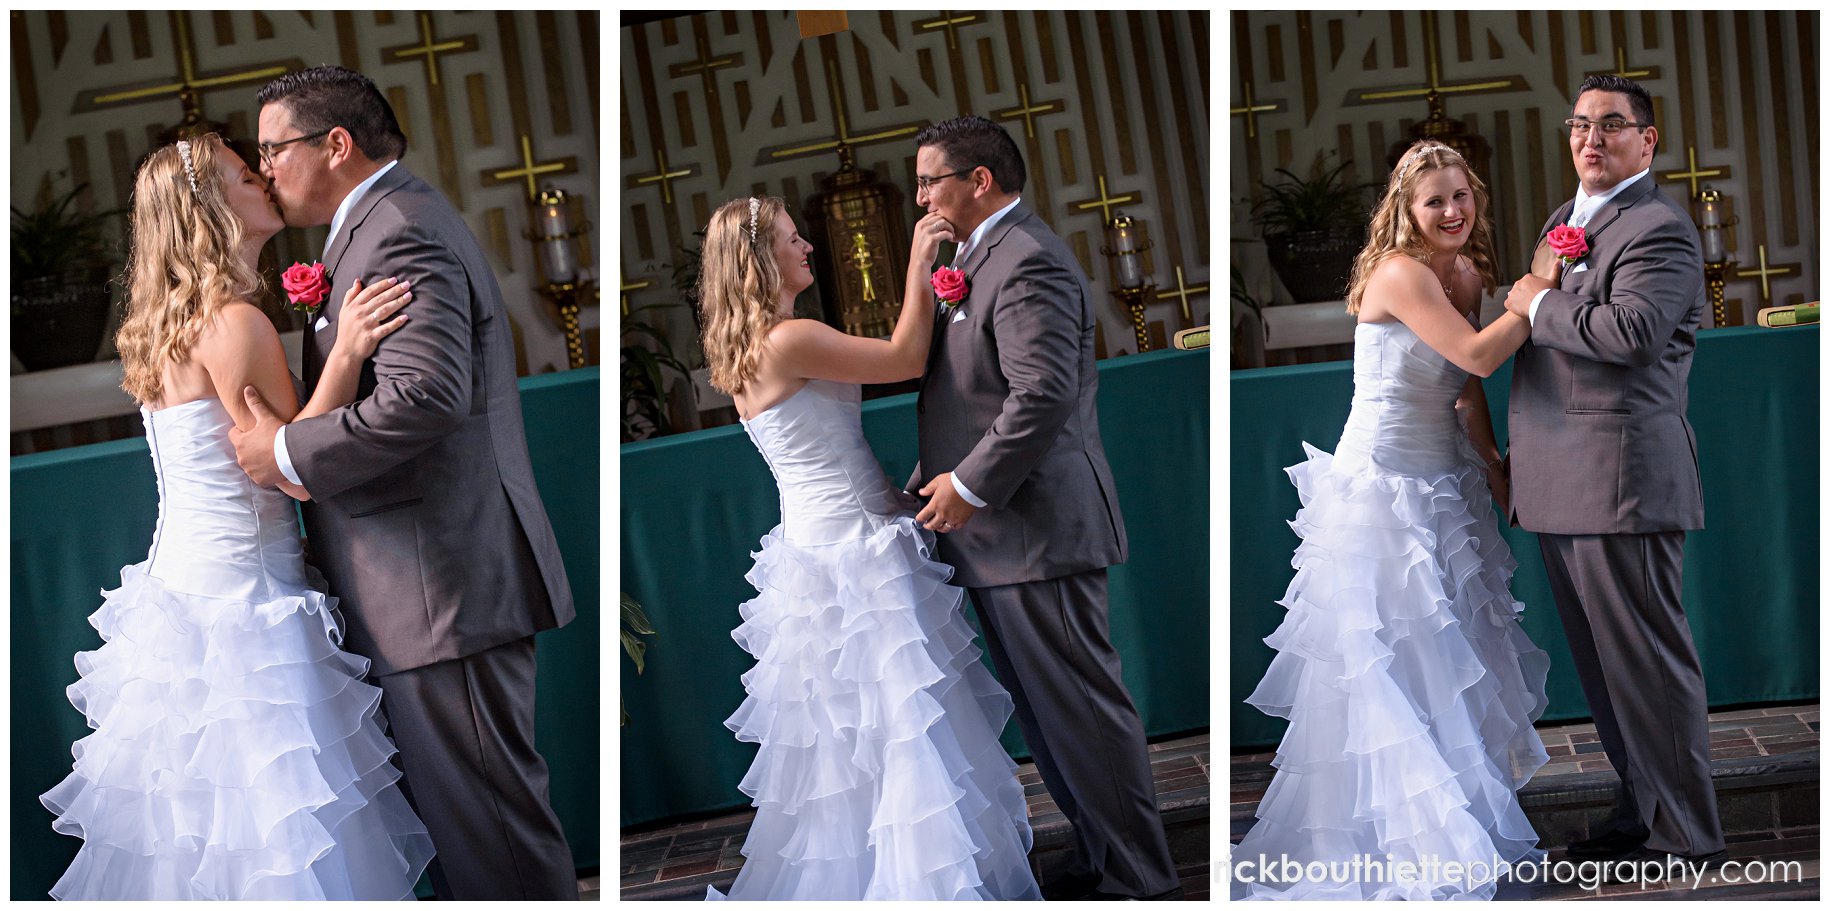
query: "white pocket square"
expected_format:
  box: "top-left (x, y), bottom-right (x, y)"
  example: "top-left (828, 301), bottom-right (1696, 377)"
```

top-left (1570, 262), bottom-right (1589, 274)
top-left (314, 315), bottom-right (330, 331)
top-left (951, 308), bottom-right (967, 323)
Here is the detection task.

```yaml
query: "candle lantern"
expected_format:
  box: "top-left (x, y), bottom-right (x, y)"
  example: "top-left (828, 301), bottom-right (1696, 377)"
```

top-left (525, 186), bottom-right (595, 367)
top-left (1695, 185), bottom-right (1737, 329)
top-left (1099, 213), bottom-right (1156, 351)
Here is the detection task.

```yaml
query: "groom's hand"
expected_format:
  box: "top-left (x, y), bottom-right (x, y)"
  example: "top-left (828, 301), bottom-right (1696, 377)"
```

top-left (916, 472), bottom-right (978, 533)
top-left (229, 386), bottom-right (286, 487)
top-left (1505, 273), bottom-right (1555, 319)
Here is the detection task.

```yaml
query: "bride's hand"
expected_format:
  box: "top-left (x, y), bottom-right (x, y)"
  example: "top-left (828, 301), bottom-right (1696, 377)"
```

top-left (910, 212), bottom-right (955, 268)
top-left (331, 277), bottom-right (413, 360)
top-left (1486, 456), bottom-right (1510, 511)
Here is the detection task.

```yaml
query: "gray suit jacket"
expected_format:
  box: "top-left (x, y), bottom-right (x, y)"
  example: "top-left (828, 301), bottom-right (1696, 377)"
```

top-left (912, 205), bottom-right (1127, 588)
top-left (1508, 177), bottom-right (1706, 535)
top-left (289, 165), bottom-right (574, 675)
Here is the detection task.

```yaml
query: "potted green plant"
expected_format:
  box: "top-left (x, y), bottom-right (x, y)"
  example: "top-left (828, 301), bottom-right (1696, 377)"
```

top-left (620, 593), bottom-right (656, 726)
top-left (11, 174), bottom-right (124, 371)
top-left (1250, 153), bottom-right (1374, 304)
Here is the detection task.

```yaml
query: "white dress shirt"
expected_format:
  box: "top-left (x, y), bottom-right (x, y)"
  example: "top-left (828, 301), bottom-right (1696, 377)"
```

top-left (275, 159), bottom-right (401, 487)
top-left (1527, 167), bottom-right (1650, 324)
top-left (943, 196), bottom-right (1021, 510)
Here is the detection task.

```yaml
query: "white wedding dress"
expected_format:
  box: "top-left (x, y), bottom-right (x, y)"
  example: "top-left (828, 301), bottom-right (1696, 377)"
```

top-left (708, 379), bottom-right (1041, 901)
top-left (1233, 320), bottom-right (1551, 901)
top-left (40, 397), bottom-right (435, 900)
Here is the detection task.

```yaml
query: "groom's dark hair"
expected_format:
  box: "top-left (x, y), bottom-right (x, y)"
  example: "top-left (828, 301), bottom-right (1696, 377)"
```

top-left (257, 66), bottom-right (408, 162)
top-left (915, 115), bottom-right (1026, 194)
top-left (1575, 74), bottom-right (1655, 129)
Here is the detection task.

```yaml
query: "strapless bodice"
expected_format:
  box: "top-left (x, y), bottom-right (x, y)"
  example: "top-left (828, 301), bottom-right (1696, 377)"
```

top-left (741, 380), bottom-right (903, 546)
top-left (141, 397), bottom-right (309, 599)
top-left (1333, 320), bottom-right (1481, 476)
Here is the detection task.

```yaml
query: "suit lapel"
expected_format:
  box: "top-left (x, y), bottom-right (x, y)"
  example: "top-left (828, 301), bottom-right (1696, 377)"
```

top-left (322, 164), bottom-right (413, 311)
top-left (1577, 175), bottom-right (1656, 248)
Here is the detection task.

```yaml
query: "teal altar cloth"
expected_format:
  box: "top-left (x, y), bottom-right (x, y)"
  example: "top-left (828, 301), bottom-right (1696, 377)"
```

top-left (10, 368), bottom-right (600, 899)
top-left (1231, 326), bottom-right (1819, 749)
top-left (621, 349), bottom-right (1210, 828)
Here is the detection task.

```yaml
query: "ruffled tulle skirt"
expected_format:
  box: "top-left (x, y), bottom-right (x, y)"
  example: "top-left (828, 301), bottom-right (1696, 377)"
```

top-left (1233, 444), bottom-right (1551, 901)
top-left (709, 515), bottom-right (1041, 901)
top-left (40, 562), bottom-right (435, 900)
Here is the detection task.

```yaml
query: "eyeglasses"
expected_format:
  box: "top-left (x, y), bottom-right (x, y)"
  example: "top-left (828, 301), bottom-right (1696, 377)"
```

top-left (915, 169), bottom-right (972, 192)
top-left (1564, 118), bottom-right (1650, 138)
top-left (257, 128), bottom-right (332, 166)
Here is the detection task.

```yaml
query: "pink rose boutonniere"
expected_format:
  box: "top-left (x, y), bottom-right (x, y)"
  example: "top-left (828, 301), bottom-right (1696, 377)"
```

top-left (931, 265), bottom-right (969, 309)
top-left (282, 261), bottom-right (331, 313)
top-left (1547, 224), bottom-right (1589, 266)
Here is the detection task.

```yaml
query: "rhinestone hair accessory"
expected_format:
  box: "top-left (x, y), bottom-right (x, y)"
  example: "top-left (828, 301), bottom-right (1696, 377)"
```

top-left (1398, 142), bottom-right (1464, 184)
top-left (746, 197), bottom-right (761, 243)
top-left (176, 139), bottom-right (199, 193)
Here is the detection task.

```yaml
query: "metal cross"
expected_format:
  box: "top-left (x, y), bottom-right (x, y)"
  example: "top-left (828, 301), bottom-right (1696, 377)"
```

top-left (630, 146), bottom-right (694, 206)
top-left (1660, 146), bottom-right (1730, 200)
top-left (1735, 245), bottom-right (1796, 302)
top-left (386, 11), bottom-right (478, 88)
top-left (766, 58), bottom-right (922, 161)
top-left (83, 12), bottom-right (291, 113)
top-left (1071, 175), bottom-right (1141, 223)
top-left (915, 11), bottom-right (984, 51)
top-left (996, 83), bottom-right (1065, 140)
top-left (669, 27), bottom-right (741, 97)
top-left (490, 134), bottom-right (573, 202)
top-left (1354, 11), bottom-right (1520, 104)
top-left (1230, 80), bottom-right (1280, 140)
top-left (1153, 265), bottom-right (1209, 325)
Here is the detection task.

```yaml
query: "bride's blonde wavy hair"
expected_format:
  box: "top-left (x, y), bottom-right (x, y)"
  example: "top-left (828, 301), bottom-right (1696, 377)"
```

top-left (698, 196), bottom-right (789, 395)
top-left (115, 134), bottom-right (265, 404)
top-left (1345, 141), bottom-right (1498, 315)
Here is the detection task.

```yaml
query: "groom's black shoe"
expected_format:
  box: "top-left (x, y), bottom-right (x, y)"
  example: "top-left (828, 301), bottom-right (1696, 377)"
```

top-left (1041, 872), bottom-right (1102, 901)
top-left (1564, 827), bottom-right (1650, 860)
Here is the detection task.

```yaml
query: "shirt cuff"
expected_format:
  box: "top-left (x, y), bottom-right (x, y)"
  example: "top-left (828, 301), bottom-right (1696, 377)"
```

top-left (275, 425), bottom-right (303, 486)
top-left (1528, 288), bottom-right (1552, 325)
top-left (950, 473), bottom-right (988, 508)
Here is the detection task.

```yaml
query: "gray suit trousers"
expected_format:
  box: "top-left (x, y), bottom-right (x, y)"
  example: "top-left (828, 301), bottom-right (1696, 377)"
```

top-left (1538, 532), bottom-right (1724, 856)
top-left (375, 636), bottom-right (577, 899)
top-left (968, 569), bottom-right (1178, 897)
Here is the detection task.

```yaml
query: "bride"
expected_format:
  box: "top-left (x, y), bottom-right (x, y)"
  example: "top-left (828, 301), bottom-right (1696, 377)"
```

top-left (40, 134), bottom-right (434, 899)
top-left (1232, 141), bottom-right (1551, 900)
top-left (697, 196), bottom-right (1041, 901)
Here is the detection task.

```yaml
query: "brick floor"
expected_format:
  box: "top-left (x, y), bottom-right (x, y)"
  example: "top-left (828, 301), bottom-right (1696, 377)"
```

top-left (1228, 703), bottom-right (1819, 900)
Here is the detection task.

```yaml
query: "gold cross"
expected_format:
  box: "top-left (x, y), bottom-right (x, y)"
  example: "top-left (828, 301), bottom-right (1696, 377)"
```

top-left (1354, 12), bottom-right (1520, 103)
top-left (765, 58), bottom-right (923, 161)
top-left (669, 27), bottom-right (741, 96)
top-left (630, 146), bottom-right (695, 206)
top-left (82, 12), bottom-right (291, 112)
top-left (489, 135), bottom-right (574, 202)
top-left (385, 11), bottom-right (479, 88)
top-left (1599, 46), bottom-right (1657, 80)
top-left (915, 11), bottom-right (984, 51)
top-left (1071, 175), bottom-right (1140, 223)
top-left (620, 278), bottom-right (652, 317)
top-left (1660, 146), bottom-right (1730, 200)
top-left (1230, 80), bottom-right (1280, 140)
top-left (995, 83), bottom-right (1064, 140)
top-left (1153, 265), bottom-right (1209, 325)
top-left (1735, 245), bottom-right (1796, 302)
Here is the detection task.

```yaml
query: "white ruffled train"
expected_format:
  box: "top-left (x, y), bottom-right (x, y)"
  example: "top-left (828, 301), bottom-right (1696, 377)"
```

top-left (1233, 444), bottom-right (1551, 901)
top-left (709, 516), bottom-right (1040, 901)
top-left (41, 561), bottom-right (435, 900)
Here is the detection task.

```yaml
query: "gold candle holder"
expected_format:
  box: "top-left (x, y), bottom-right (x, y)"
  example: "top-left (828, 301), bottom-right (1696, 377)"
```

top-left (525, 187), bottom-right (595, 368)
top-left (1100, 213), bottom-right (1155, 352)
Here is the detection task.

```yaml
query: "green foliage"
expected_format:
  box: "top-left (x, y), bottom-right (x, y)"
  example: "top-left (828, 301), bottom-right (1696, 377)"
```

top-left (620, 302), bottom-right (691, 441)
top-left (620, 592), bottom-right (657, 727)
top-left (11, 174), bottom-right (123, 283)
top-left (1250, 153), bottom-right (1374, 238)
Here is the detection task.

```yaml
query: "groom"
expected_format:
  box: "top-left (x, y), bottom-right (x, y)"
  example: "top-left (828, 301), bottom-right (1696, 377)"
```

top-left (907, 116), bottom-right (1179, 900)
top-left (1503, 74), bottom-right (1723, 863)
top-left (228, 67), bottom-right (578, 898)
